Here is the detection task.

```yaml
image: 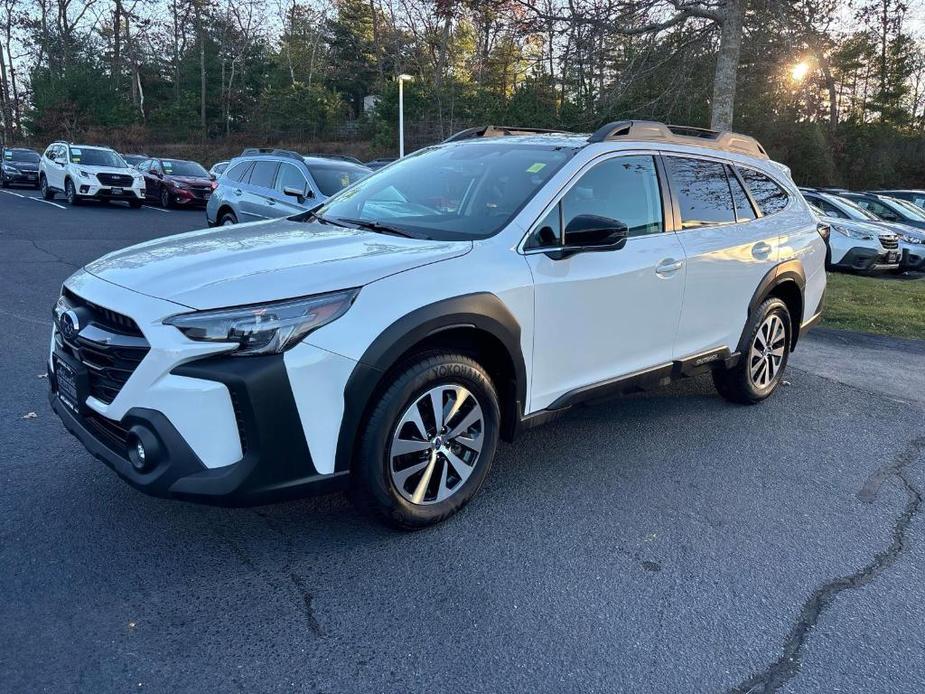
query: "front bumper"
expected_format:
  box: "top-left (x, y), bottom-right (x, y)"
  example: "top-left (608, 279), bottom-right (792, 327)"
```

top-left (170, 187), bottom-right (212, 206)
top-left (76, 183), bottom-right (145, 200)
top-left (2, 169), bottom-right (39, 185)
top-left (47, 272), bottom-right (355, 505)
top-left (833, 246), bottom-right (900, 271)
top-left (49, 353), bottom-right (349, 505)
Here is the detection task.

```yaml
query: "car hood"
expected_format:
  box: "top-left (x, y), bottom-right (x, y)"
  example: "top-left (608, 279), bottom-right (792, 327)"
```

top-left (76, 164), bottom-right (137, 176)
top-left (871, 221), bottom-right (925, 240)
top-left (7, 161), bottom-right (39, 171)
top-left (84, 219), bottom-right (472, 309)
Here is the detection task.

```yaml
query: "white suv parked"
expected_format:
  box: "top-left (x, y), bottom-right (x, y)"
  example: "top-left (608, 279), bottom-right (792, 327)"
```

top-left (39, 142), bottom-right (145, 207)
top-left (48, 122), bottom-right (827, 528)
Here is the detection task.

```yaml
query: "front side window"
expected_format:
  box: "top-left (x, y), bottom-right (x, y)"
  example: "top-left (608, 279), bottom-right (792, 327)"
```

top-left (853, 197), bottom-right (901, 221)
top-left (665, 157), bottom-right (736, 228)
top-left (276, 163), bottom-right (308, 194)
top-left (806, 195), bottom-right (847, 219)
top-left (316, 144), bottom-right (573, 241)
top-left (886, 196), bottom-right (925, 221)
top-left (248, 161), bottom-right (279, 189)
top-left (738, 167), bottom-right (789, 215)
top-left (525, 155), bottom-right (663, 249)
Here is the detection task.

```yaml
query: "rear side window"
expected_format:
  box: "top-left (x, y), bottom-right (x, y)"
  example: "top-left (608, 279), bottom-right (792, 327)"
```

top-left (225, 161), bottom-right (253, 183)
top-left (665, 157), bottom-right (736, 228)
top-left (738, 167), bottom-right (789, 215)
top-left (249, 161), bottom-right (279, 189)
top-left (727, 167), bottom-right (756, 222)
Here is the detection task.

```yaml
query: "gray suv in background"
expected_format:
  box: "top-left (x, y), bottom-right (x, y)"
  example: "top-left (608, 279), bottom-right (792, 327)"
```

top-left (206, 148), bottom-right (371, 226)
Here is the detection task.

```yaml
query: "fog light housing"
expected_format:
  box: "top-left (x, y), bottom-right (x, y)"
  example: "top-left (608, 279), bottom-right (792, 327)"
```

top-left (80, 185), bottom-right (90, 194)
top-left (126, 425), bottom-right (162, 472)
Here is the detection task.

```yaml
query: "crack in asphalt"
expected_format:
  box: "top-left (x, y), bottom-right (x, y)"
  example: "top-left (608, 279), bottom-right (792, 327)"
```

top-left (27, 238), bottom-right (79, 269)
top-left (252, 510), bottom-right (326, 637)
top-left (730, 436), bottom-right (925, 694)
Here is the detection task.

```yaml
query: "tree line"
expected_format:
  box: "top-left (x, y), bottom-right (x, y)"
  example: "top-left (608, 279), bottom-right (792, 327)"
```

top-left (1, 0), bottom-right (924, 187)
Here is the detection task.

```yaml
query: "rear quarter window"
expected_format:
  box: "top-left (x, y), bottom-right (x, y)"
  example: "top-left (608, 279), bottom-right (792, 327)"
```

top-left (737, 167), bottom-right (790, 216)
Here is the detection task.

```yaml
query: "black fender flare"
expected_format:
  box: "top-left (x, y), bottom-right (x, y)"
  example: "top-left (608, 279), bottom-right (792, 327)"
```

top-left (333, 293), bottom-right (527, 473)
top-left (745, 259), bottom-right (806, 351)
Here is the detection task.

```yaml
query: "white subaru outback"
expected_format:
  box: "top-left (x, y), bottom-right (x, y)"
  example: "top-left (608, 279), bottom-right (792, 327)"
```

top-left (39, 141), bottom-right (145, 207)
top-left (48, 122), bottom-right (827, 528)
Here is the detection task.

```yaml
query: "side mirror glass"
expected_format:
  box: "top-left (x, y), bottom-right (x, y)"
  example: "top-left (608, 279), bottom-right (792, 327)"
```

top-left (547, 214), bottom-right (628, 259)
top-left (284, 185), bottom-right (309, 202)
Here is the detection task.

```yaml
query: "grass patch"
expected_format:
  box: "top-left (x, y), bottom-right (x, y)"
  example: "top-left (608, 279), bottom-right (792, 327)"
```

top-left (822, 272), bottom-right (925, 339)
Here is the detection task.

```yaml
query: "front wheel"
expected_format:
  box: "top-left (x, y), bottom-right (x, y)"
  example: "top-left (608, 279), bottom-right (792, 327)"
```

top-left (40, 176), bottom-right (54, 200)
top-left (65, 179), bottom-right (80, 206)
top-left (160, 187), bottom-right (172, 208)
top-left (129, 199), bottom-right (142, 208)
top-left (352, 352), bottom-right (501, 529)
top-left (713, 297), bottom-right (791, 405)
top-left (219, 210), bottom-right (237, 226)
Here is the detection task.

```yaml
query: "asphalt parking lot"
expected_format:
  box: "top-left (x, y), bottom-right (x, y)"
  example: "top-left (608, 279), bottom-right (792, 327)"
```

top-left (1, 186), bottom-right (924, 693)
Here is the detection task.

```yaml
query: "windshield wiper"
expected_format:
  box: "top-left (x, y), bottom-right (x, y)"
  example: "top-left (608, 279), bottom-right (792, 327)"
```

top-left (333, 217), bottom-right (416, 238)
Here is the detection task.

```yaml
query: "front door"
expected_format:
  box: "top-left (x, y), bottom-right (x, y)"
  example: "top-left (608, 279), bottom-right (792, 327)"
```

top-left (526, 153), bottom-right (687, 412)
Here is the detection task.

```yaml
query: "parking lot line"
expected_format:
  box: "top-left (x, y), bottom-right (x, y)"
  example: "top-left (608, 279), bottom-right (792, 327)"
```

top-left (1, 189), bottom-right (26, 198)
top-left (33, 198), bottom-right (67, 210)
top-left (142, 205), bottom-right (170, 213)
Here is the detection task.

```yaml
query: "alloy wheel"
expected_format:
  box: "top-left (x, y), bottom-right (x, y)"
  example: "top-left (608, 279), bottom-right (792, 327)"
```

top-left (389, 384), bottom-right (484, 505)
top-left (66, 180), bottom-right (75, 204)
top-left (749, 313), bottom-right (786, 389)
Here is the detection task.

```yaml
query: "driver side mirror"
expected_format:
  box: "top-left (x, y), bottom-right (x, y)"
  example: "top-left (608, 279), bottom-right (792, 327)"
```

top-left (284, 185), bottom-right (313, 203)
top-left (546, 214), bottom-right (629, 260)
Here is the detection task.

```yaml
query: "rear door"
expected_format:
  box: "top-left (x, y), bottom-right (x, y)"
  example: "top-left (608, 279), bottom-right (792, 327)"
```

top-left (667, 155), bottom-right (782, 359)
top-left (525, 152), bottom-right (687, 411)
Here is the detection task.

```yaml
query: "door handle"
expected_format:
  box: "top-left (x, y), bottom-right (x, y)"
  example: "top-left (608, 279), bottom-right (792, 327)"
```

top-left (752, 242), bottom-right (772, 259)
top-left (655, 259), bottom-right (684, 276)
top-left (266, 198), bottom-right (276, 206)
top-left (233, 188), bottom-right (243, 196)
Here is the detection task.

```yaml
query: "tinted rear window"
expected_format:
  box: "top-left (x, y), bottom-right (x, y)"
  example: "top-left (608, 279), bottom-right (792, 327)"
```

top-left (738, 167), bottom-right (789, 215)
top-left (249, 161), bottom-right (279, 189)
top-left (665, 157), bottom-right (736, 228)
top-left (225, 161), bottom-right (252, 183)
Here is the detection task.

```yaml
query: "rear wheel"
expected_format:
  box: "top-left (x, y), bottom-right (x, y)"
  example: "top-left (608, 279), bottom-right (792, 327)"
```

top-left (219, 210), bottom-right (237, 226)
top-left (352, 352), bottom-right (500, 529)
top-left (713, 297), bottom-right (791, 405)
top-left (65, 179), bottom-right (80, 206)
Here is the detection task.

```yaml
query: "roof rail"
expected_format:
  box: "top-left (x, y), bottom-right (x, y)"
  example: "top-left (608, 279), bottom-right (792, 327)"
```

top-left (240, 147), bottom-right (304, 162)
top-left (588, 120), bottom-right (768, 159)
top-left (442, 125), bottom-right (572, 143)
top-left (305, 152), bottom-right (364, 165)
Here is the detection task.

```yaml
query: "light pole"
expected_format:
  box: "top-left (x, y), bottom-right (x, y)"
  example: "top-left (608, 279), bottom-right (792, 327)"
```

top-left (398, 74), bottom-right (413, 158)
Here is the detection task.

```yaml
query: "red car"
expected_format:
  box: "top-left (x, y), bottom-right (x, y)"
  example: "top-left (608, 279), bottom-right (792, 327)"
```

top-left (137, 157), bottom-right (215, 208)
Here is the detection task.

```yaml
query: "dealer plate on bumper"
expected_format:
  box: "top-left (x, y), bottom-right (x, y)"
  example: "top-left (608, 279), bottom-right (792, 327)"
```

top-left (53, 352), bottom-right (88, 414)
top-left (110, 187), bottom-right (124, 196)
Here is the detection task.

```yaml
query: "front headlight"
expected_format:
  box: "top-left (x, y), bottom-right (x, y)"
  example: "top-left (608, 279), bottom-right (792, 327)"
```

top-left (2, 163), bottom-right (19, 174)
top-left (898, 233), bottom-right (925, 245)
top-left (173, 180), bottom-right (188, 189)
top-left (831, 224), bottom-right (874, 240)
top-left (164, 289), bottom-right (359, 356)
top-left (78, 169), bottom-right (92, 178)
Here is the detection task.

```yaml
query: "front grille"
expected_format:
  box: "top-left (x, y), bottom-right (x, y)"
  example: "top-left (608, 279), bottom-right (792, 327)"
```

top-left (57, 290), bottom-right (149, 404)
top-left (191, 188), bottom-right (212, 199)
top-left (96, 173), bottom-right (134, 187)
top-left (880, 235), bottom-right (899, 250)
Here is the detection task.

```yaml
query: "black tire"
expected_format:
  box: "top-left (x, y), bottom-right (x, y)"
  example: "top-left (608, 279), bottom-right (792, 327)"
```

top-left (40, 176), bottom-right (54, 200)
top-left (65, 178), bottom-right (80, 206)
top-left (160, 186), bottom-right (172, 208)
top-left (713, 297), bottom-right (791, 405)
top-left (219, 210), bottom-right (237, 226)
top-left (129, 199), bottom-right (142, 208)
top-left (352, 351), bottom-right (501, 529)
top-left (0, 175), bottom-right (8, 188)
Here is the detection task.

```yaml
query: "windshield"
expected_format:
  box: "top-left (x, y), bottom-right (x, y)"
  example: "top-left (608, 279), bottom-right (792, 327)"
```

top-left (307, 163), bottom-right (370, 197)
top-left (162, 159), bottom-right (208, 177)
top-left (70, 148), bottom-right (126, 167)
top-left (829, 194), bottom-right (880, 220)
top-left (884, 196), bottom-right (925, 221)
top-left (5, 149), bottom-right (40, 164)
top-left (316, 144), bottom-right (574, 240)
